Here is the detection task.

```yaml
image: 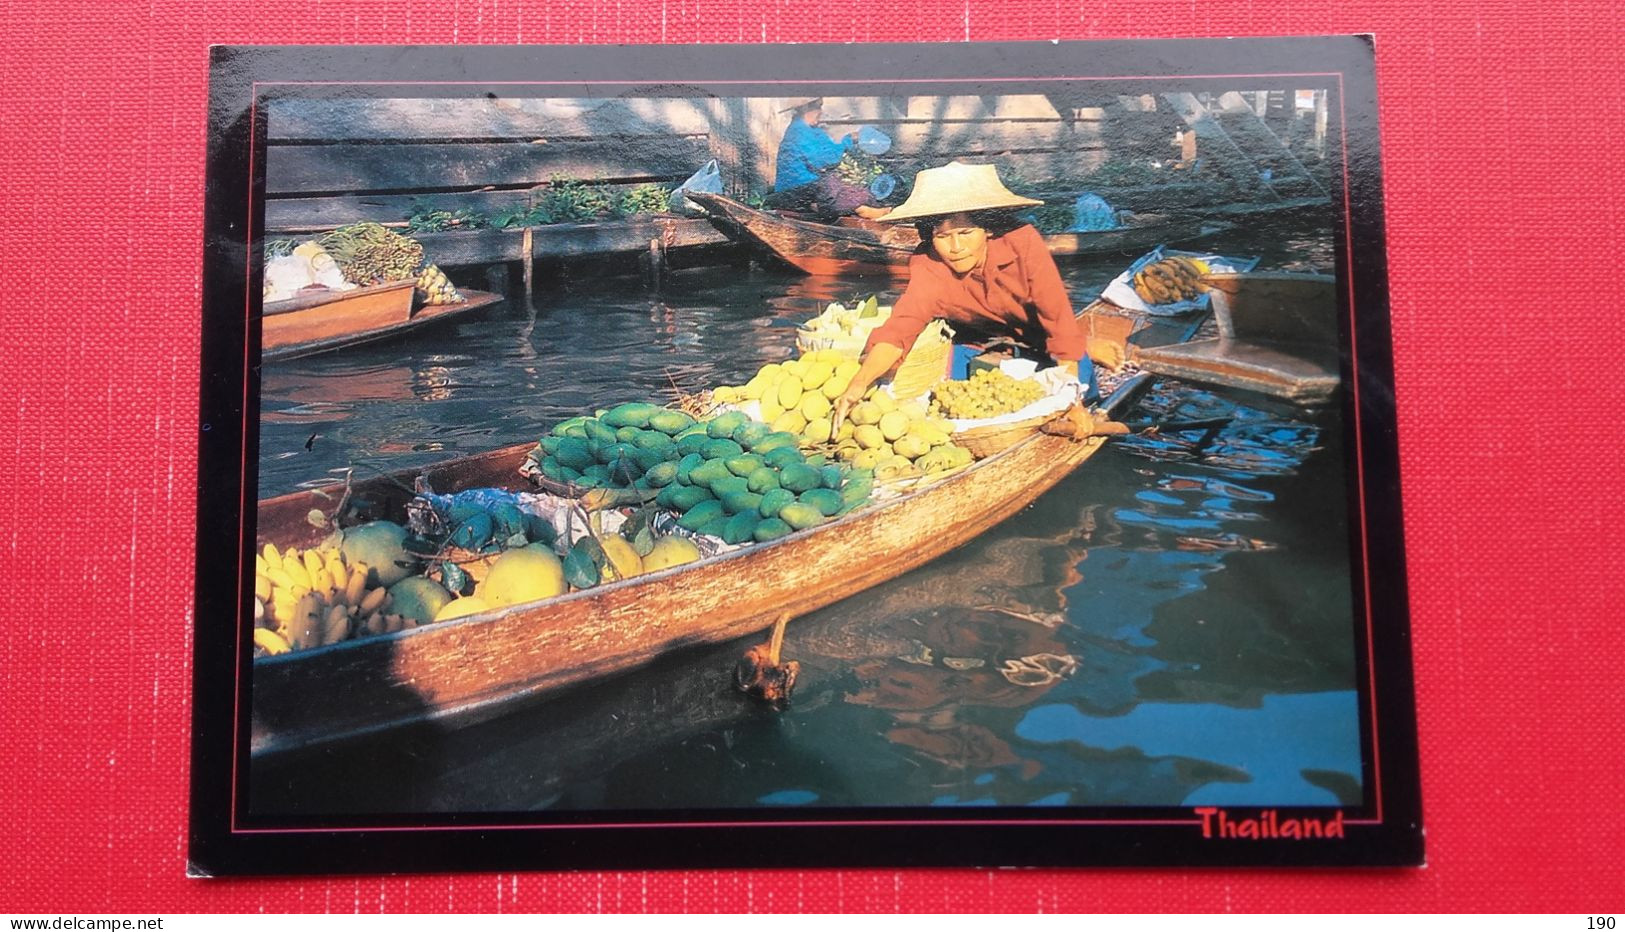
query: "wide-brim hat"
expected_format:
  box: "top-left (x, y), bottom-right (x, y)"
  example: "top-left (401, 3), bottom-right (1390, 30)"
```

top-left (779, 97), bottom-right (824, 114)
top-left (882, 161), bottom-right (1043, 223)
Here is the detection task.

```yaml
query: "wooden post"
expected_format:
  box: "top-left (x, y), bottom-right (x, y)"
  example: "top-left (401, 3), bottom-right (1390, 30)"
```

top-left (521, 226), bottom-right (534, 308)
top-left (1314, 90), bottom-right (1329, 158)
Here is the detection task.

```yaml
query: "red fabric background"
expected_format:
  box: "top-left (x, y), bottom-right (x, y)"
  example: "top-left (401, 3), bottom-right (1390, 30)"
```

top-left (2, 0), bottom-right (1621, 914)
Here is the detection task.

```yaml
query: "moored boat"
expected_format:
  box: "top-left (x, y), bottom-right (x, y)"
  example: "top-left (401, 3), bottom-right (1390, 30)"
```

top-left (686, 192), bottom-right (1233, 277)
top-left (1132, 271), bottom-right (1340, 404)
top-left (262, 282), bottom-right (503, 362)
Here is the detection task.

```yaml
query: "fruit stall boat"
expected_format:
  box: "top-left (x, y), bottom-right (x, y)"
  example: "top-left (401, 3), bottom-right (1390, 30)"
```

top-left (248, 304), bottom-right (1175, 758)
top-left (1131, 271), bottom-right (1341, 404)
top-left (686, 192), bottom-right (1233, 277)
top-left (262, 281), bottom-right (504, 362)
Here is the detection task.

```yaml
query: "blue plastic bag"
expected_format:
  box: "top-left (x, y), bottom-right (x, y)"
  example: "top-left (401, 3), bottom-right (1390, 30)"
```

top-left (1067, 193), bottom-right (1119, 232)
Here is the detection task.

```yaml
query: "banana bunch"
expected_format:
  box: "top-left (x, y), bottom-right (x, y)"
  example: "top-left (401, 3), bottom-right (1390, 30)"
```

top-left (252, 543), bottom-right (406, 656)
top-left (416, 264), bottom-right (464, 306)
top-left (1132, 256), bottom-right (1210, 305)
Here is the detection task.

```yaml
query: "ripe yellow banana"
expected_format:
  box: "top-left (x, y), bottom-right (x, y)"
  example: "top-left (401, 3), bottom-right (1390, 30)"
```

top-left (302, 549), bottom-right (324, 582)
top-left (359, 586), bottom-right (388, 615)
top-left (254, 628), bottom-right (291, 655)
top-left (281, 553), bottom-right (312, 590)
top-left (345, 565), bottom-right (368, 607)
top-left (322, 603), bottom-right (350, 645)
top-left (254, 573), bottom-right (272, 602)
top-left (262, 542), bottom-right (282, 566)
top-left (286, 593), bottom-right (324, 650)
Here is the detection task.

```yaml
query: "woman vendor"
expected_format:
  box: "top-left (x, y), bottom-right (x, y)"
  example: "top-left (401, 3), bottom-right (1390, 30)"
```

top-left (766, 98), bottom-right (892, 220)
top-left (833, 161), bottom-right (1126, 426)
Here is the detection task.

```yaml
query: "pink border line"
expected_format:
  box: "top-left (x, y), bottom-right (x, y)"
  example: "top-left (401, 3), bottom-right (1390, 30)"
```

top-left (233, 71), bottom-right (1376, 836)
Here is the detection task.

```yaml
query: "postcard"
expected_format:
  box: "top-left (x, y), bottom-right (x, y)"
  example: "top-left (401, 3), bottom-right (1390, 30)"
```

top-left (190, 37), bottom-right (1422, 874)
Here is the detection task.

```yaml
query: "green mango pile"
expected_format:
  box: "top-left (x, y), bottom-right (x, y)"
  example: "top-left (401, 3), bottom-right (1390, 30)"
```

top-left (529, 402), bottom-right (699, 490)
top-left (653, 410), bottom-right (873, 544)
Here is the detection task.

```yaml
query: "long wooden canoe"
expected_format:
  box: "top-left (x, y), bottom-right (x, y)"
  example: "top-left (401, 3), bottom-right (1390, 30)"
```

top-left (686, 191), bottom-right (1233, 278)
top-left (1132, 271), bottom-right (1341, 404)
top-left (262, 283), bottom-right (503, 362)
top-left (249, 368), bottom-right (1157, 757)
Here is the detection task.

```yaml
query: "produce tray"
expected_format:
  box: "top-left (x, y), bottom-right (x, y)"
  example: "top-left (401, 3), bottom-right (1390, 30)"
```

top-left (1101, 247), bottom-right (1260, 316)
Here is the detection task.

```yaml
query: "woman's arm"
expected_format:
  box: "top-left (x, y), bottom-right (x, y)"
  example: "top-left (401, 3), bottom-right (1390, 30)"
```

top-left (1013, 227), bottom-right (1124, 370)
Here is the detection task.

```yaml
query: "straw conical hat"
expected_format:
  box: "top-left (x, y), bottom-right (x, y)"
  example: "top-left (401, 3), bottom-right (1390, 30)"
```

top-left (883, 161), bottom-right (1043, 223)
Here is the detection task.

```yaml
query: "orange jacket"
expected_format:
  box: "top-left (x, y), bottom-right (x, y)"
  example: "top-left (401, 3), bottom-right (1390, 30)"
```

top-left (864, 224), bottom-right (1089, 362)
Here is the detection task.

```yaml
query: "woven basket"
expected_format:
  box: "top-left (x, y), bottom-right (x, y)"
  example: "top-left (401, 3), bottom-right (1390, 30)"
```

top-left (794, 329), bottom-right (868, 358)
top-left (889, 330), bottom-right (953, 400)
top-left (951, 411), bottom-right (1059, 459)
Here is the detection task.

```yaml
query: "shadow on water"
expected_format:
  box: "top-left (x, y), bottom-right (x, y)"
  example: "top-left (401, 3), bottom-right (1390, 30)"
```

top-left (250, 216), bottom-right (1363, 814)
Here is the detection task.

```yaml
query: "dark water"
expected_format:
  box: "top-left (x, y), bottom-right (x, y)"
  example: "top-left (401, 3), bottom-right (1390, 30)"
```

top-left (252, 219), bottom-right (1361, 814)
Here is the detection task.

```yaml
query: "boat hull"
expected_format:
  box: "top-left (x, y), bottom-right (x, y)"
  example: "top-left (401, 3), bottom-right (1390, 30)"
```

top-left (688, 192), bottom-right (1232, 277)
top-left (262, 286), bottom-right (502, 361)
top-left (249, 423), bottom-right (1117, 755)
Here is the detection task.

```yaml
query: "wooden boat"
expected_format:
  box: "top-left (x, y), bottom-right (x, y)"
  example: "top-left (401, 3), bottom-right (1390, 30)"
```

top-left (262, 281), bottom-right (503, 362)
top-left (248, 321), bottom-right (1164, 757)
top-left (686, 191), bottom-right (1233, 277)
top-left (1131, 271), bottom-right (1341, 404)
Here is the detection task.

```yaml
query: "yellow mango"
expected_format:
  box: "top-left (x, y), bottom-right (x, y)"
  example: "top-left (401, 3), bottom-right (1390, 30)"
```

top-left (771, 410), bottom-right (808, 435)
top-left (798, 392), bottom-right (831, 421)
top-left (597, 534), bottom-right (644, 581)
top-left (776, 375), bottom-right (804, 409)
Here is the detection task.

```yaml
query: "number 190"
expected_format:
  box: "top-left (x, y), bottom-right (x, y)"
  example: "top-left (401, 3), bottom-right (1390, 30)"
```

top-left (1589, 918), bottom-right (1615, 930)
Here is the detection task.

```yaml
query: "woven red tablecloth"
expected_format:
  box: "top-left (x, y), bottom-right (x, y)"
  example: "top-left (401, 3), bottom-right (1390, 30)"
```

top-left (1, 0), bottom-right (1621, 913)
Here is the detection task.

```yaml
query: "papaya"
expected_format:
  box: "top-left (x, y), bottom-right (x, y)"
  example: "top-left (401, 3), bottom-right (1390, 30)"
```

top-left (799, 488), bottom-right (843, 517)
top-left (805, 453), bottom-right (827, 469)
top-left (602, 403), bottom-right (660, 429)
top-left (779, 502), bottom-right (824, 531)
top-left (647, 409), bottom-right (696, 435)
top-left (758, 488), bottom-right (796, 519)
top-left (722, 512), bottom-right (759, 545)
top-left (538, 436), bottom-right (563, 455)
top-left (780, 464), bottom-right (822, 494)
top-left (615, 426), bottom-right (642, 444)
top-left (752, 518), bottom-right (793, 542)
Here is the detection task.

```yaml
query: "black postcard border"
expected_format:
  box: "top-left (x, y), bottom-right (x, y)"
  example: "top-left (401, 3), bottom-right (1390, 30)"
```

top-left (191, 37), bottom-right (1421, 875)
